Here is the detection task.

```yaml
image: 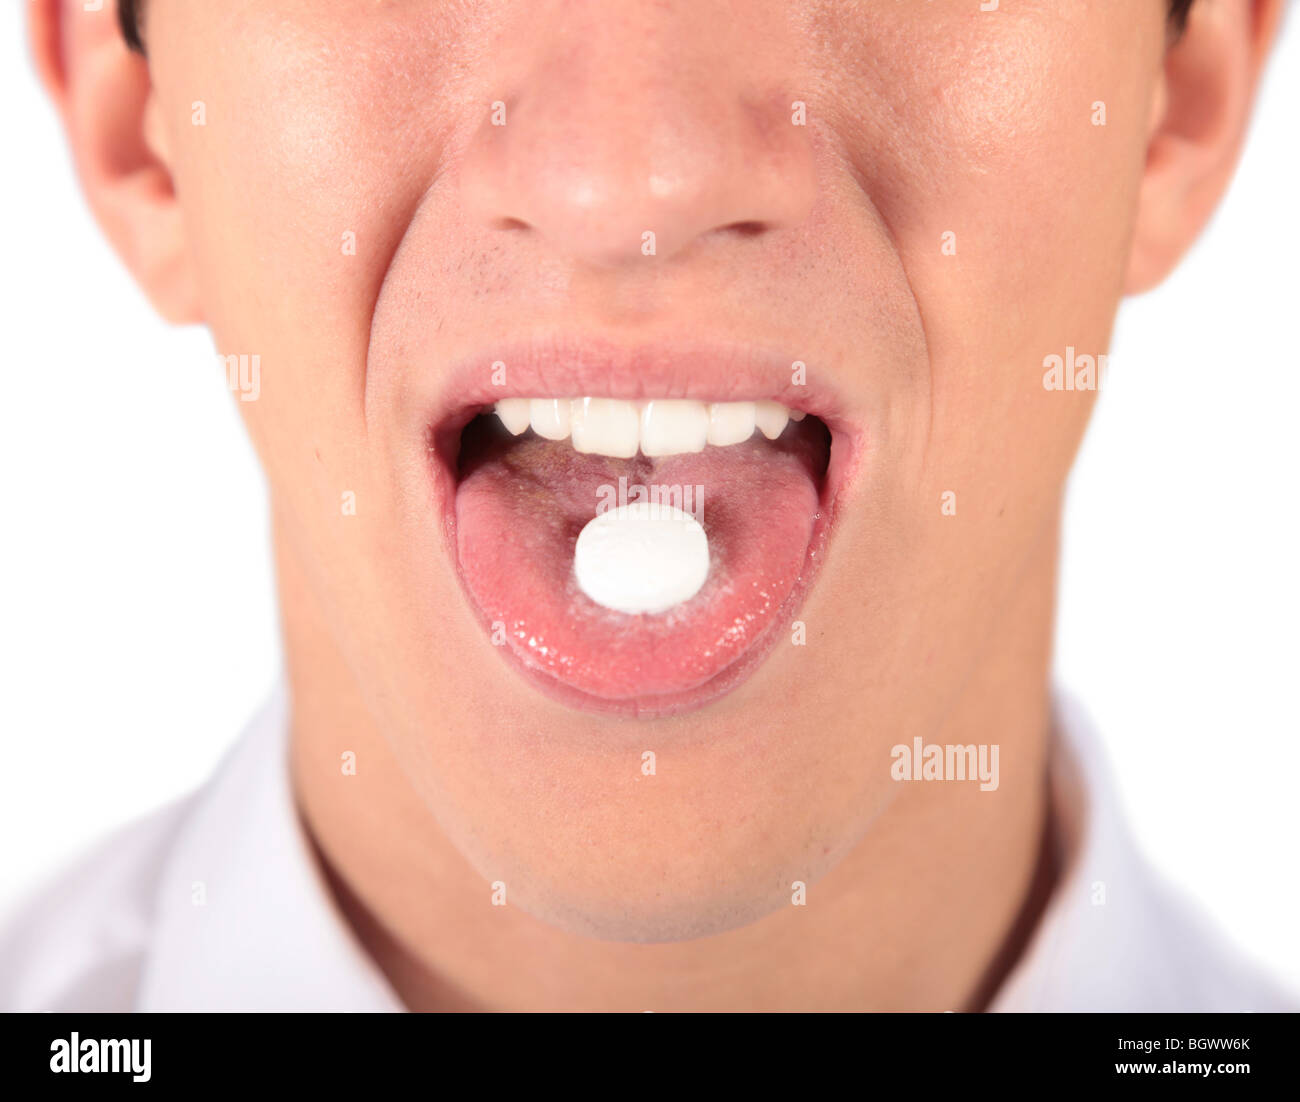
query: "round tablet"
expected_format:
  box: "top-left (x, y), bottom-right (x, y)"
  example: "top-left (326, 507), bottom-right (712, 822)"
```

top-left (574, 503), bottom-right (710, 614)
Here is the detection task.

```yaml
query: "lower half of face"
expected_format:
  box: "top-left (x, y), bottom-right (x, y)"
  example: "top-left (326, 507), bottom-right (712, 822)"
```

top-left (149, 0), bottom-right (1161, 938)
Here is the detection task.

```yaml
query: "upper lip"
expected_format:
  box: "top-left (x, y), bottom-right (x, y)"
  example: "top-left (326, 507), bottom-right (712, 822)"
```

top-left (427, 333), bottom-right (855, 453)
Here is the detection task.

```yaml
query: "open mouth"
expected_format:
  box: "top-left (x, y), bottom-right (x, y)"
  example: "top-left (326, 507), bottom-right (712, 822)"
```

top-left (426, 343), bottom-right (853, 717)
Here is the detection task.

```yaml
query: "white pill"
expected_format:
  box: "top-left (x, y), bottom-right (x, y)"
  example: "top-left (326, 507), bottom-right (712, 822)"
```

top-left (574, 503), bottom-right (709, 614)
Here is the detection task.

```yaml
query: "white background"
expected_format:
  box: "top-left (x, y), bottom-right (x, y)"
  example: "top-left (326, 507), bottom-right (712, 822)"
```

top-left (1, 5), bottom-right (1297, 994)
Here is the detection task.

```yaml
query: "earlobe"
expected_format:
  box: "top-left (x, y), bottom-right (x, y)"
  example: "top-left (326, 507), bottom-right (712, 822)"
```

top-left (1124, 0), bottom-right (1284, 296)
top-left (28, 0), bottom-right (202, 325)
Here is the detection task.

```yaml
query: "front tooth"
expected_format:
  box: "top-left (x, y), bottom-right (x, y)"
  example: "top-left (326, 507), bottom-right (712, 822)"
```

top-left (640, 399), bottom-right (709, 457)
top-left (570, 398), bottom-right (640, 458)
top-left (495, 398), bottom-right (530, 435)
top-left (754, 401), bottom-right (790, 440)
top-left (529, 398), bottom-right (571, 440)
top-left (706, 402), bottom-right (756, 447)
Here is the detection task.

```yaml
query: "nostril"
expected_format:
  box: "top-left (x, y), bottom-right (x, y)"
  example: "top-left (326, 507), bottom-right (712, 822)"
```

top-left (494, 217), bottom-right (532, 232)
top-left (723, 221), bottom-right (768, 238)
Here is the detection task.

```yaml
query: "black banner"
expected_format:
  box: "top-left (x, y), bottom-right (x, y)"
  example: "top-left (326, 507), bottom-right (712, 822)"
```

top-left (3, 1011), bottom-right (1294, 1091)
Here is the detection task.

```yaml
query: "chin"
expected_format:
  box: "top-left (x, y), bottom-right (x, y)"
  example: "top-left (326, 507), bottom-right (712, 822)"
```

top-left (476, 844), bottom-right (833, 944)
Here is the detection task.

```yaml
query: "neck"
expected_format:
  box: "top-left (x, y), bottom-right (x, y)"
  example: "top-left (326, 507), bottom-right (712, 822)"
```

top-left (282, 514), bottom-right (1060, 1011)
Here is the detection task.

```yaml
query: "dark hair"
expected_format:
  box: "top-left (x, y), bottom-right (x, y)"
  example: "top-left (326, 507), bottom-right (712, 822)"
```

top-left (118, 0), bottom-right (144, 54)
top-left (118, 0), bottom-right (1197, 55)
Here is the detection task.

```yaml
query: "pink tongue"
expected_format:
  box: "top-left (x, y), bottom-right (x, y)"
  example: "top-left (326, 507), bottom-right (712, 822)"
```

top-left (454, 417), bottom-right (826, 706)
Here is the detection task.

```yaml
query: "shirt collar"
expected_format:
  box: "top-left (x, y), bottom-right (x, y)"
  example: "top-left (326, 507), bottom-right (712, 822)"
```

top-left (136, 684), bottom-right (402, 1011)
top-left (989, 691), bottom-right (1267, 1011)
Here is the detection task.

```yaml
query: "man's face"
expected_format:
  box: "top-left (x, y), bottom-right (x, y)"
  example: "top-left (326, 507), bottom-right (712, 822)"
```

top-left (140, 0), bottom-right (1165, 939)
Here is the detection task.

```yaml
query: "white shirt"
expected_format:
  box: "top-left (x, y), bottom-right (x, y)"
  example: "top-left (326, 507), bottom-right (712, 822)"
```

top-left (0, 687), bottom-right (1291, 1011)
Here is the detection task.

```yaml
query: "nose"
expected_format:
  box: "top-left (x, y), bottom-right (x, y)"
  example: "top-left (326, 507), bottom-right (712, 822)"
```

top-left (458, 2), bottom-right (817, 267)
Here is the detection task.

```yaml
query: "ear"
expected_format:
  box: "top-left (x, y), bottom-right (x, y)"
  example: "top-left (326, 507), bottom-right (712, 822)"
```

top-left (29, 0), bottom-right (202, 324)
top-left (1125, 0), bottom-right (1286, 295)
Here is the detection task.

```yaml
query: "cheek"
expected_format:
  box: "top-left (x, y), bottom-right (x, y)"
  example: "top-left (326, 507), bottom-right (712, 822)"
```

top-left (146, 8), bottom-right (470, 489)
top-left (824, 7), bottom-right (1162, 489)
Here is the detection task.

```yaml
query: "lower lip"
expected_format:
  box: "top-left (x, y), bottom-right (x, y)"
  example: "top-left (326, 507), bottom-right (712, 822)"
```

top-left (432, 419), bottom-right (853, 718)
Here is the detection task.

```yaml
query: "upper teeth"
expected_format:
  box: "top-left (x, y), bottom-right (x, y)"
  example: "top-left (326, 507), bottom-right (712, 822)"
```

top-left (493, 398), bottom-right (804, 458)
